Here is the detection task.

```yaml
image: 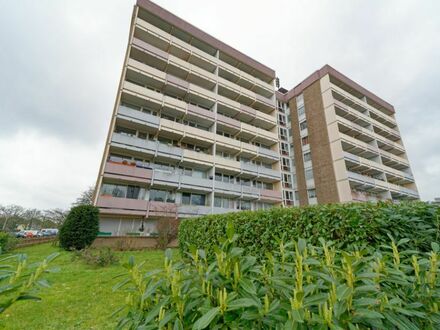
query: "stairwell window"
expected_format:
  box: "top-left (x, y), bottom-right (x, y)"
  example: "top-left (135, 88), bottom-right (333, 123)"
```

top-left (307, 189), bottom-right (317, 199)
top-left (301, 136), bottom-right (309, 146)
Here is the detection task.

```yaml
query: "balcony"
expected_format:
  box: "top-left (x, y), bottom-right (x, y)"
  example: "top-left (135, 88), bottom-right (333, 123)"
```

top-left (214, 180), bottom-right (242, 196)
top-left (178, 205), bottom-right (213, 218)
top-left (117, 105), bottom-right (160, 131)
top-left (331, 84), bottom-right (397, 129)
top-left (151, 170), bottom-right (213, 193)
top-left (260, 189), bottom-right (282, 202)
top-left (96, 196), bottom-right (177, 218)
top-left (111, 133), bottom-right (183, 162)
top-left (104, 160), bottom-right (153, 185)
top-left (134, 17), bottom-right (273, 95)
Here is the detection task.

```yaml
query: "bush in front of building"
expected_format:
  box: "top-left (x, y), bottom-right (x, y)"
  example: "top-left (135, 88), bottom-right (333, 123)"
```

top-left (0, 231), bottom-right (17, 253)
top-left (115, 226), bottom-right (440, 329)
top-left (179, 201), bottom-right (440, 259)
top-left (59, 205), bottom-right (99, 250)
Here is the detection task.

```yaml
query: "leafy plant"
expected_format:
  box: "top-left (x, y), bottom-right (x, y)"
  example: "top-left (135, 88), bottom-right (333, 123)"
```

top-left (179, 201), bottom-right (440, 259)
top-left (0, 252), bottom-right (59, 313)
top-left (0, 232), bottom-right (17, 252)
top-left (73, 247), bottom-right (119, 267)
top-left (59, 205), bottom-right (99, 250)
top-left (114, 224), bottom-right (440, 329)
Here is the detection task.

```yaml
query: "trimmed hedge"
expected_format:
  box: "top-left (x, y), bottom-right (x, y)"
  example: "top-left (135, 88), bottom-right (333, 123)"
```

top-left (179, 201), bottom-right (440, 258)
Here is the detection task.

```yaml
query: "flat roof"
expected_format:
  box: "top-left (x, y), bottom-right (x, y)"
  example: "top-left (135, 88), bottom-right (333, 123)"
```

top-left (136, 0), bottom-right (275, 79)
top-left (282, 65), bottom-right (395, 114)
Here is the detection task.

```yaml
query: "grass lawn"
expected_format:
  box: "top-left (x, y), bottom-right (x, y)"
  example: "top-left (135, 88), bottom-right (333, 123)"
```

top-left (0, 243), bottom-right (173, 329)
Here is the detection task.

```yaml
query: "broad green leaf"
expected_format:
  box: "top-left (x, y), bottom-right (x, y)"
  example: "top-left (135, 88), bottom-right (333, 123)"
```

top-left (192, 307), bottom-right (220, 330)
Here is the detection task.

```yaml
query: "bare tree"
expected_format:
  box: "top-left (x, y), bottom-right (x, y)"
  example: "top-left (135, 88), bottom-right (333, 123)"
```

top-left (73, 186), bottom-right (95, 206)
top-left (0, 205), bottom-right (24, 231)
top-left (23, 208), bottom-right (42, 230)
top-left (43, 209), bottom-right (68, 227)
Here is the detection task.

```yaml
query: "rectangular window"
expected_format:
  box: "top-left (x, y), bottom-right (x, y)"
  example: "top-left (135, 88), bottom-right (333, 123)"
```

top-left (126, 185), bottom-right (140, 199)
top-left (237, 200), bottom-right (251, 210)
top-left (301, 136), bottom-right (309, 146)
top-left (299, 121), bottom-right (308, 131)
top-left (308, 189), bottom-right (317, 199)
top-left (181, 192), bottom-right (191, 205)
top-left (182, 193), bottom-right (206, 206)
top-left (191, 193), bottom-right (205, 206)
top-left (149, 189), bottom-right (167, 202)
top-left (305, 168), bottom-right (314, 181)
top-left (297, 106), bottom-right (305, 117)
top-left (303, 152), bottom-right (312, 162)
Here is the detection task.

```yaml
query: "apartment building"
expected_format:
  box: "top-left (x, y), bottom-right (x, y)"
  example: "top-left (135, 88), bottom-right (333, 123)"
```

top-left (276, 65), bottom-right (419, 205)
top-left (93, 0), bottom-right (282, 235)
top-left (93, 0), bottom-right (418, 235)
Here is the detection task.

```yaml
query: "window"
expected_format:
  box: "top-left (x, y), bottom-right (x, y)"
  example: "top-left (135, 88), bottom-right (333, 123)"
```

top-left (301, 136), bottom-right (309, 146)
top-left (284, 191), bottom-right (293, 201)
top-left (126, 185), bottom-right (140, 199)
top-left (182, 193), bottom-right (206, 206)
top-left (297, 106), bottom-right (305, 117)
top-left (295, 191), bottom-right (300, 201)
top-left (149, 189), bottom-right (175, 203)
top-left (282, 157), bottom-right (291, 171)
top-left (237, 200), bottom-right (251, 210)
top-left (305, 168), bottom-right (314, 181)
top-left (214, 197), bottom-right (234, 209)
top-left (280, 142), bottom-right (289, 155)
top-left (299, 120), bottom-right (308, 131)
top-left (303, 152), bottom-right (312, 162)
top-left (308, 189), bottom-right (317, 199)
top-left (279, 128), bottom-right (288, 141)
top-left (278, 114), bottom-right (286, 126)
top-left (215, 173), bottom-right (234, 183)
top-left (115, 126), bottom-right (136, 137)
top-left (296, 94), bottom-right (304, 108)
top-left (101, 184), bottom-right (126, 198)
top-left (283, 174), bottom-right (292, 188)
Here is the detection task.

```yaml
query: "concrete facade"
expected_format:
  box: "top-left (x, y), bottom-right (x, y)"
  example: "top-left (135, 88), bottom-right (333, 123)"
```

top-left (93, 1), bottom-right (419, 236)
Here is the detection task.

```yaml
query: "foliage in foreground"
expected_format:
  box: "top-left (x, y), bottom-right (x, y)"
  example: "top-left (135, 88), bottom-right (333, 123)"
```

top-left (0, 252), bottom-right (58, 314)
top-left (72, 247), bottom-right (119, 267)
top-left (59, 204), bottom-right (99, 250)
top-left (116, 225), bottom-right (440, 329)
top-left (179, 201), bottom-right (440, 259)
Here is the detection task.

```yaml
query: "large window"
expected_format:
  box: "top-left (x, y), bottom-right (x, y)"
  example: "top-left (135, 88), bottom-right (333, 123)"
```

top-left (149, 189), bottom-right (175, 203)
top-left (100, 184), bottom-right (145, 200)
top-left (237, 200), bottom-right (251, 210)
top-left (182, 193), bottom-right (206, 206)
top-left (214, 196), bottom-right (234, 209)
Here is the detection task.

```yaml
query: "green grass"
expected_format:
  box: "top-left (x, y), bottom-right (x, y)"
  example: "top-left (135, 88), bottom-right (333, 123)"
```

top-left (0, 243), bottom-right (172, 329)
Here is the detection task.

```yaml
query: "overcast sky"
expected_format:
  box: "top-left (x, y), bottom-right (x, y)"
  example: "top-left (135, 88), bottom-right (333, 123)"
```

top-left (0, 0), bottom-right (439, 209)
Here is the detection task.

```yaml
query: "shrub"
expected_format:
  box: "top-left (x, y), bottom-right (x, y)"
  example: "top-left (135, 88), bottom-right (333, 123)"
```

top-left (73, 247), bottom-right (119, 267)
top-left (115, 226), bottom-right (440, 329)
top-left (155, 218), bottom-right (179, 249)
top-left (59, 205), bottom-right (99, 250)
top-left (0, 232), bottom-right (17, 253)
top-left (0, 252), bottom-right (58, 313)
top-left (179, 201), bottom-right (440, 259)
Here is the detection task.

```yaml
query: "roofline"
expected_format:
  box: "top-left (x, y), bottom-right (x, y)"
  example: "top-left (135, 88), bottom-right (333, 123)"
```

top-left (281, 65), bottom-right (395, 114)
top-left (136, 0), bottom-right (276, 79)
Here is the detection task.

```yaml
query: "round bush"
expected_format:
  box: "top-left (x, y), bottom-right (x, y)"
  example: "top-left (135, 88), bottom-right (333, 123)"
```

top-left (59, 205), bottom-right (99, 250)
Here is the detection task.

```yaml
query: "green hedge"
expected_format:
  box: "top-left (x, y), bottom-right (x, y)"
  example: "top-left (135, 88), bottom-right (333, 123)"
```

top-left (179, 201), bottom-right (440, 258)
